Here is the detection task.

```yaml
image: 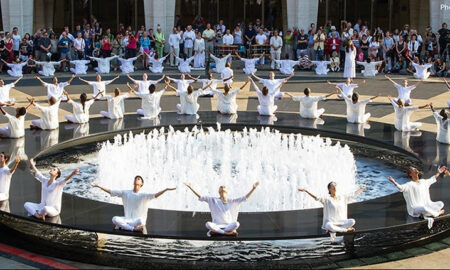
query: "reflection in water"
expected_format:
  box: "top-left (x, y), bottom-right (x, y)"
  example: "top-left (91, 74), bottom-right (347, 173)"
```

top-left (434, 141), bottom-right (450, 166)
top-left (216, 113), bottom-right (238, 124)
top-left (139, 116), bottom-right (160, 127)
top-left (298, 118), bottom-right (325, 129)
top-left (100, 118), bottom-right (124, 132)
top-left (1, 137), bottom-right (28, 166)
top-left (32, 129), bottom-right (59, 150)
top-left (257, 115), bottom-right (277, 125)
top-left (394, 131), bottom-right (421, 154)
top-left (346, 123), bottom-right (371, 136)
top-left (65, 123), bottom-right (90, 139)
top-left (0, 200), bottom-right (9, 213)
top-left (176, 115), bottom-right (198, 125)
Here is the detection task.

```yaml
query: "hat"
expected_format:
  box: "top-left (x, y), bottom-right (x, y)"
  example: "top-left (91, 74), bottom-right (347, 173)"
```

top-left (331, 26), bottom-right (336, 31)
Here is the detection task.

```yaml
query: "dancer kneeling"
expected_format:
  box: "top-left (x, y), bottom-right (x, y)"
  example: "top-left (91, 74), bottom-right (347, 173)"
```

top-left (250, 77), bottom-right (284, 116)
top-left (29, 96), bottom-right (62, 130)
top-left (298, 183), bottom-right (366, 238)
top-left (92, 176), bottom-right (175, 232)
top-left (65, 90), bottom-right (103, 124)
top-left (212, 79), bottom-right (249, 114)
top-left (184, 182), bottom-right (259, 237)
top-left (0, 101), bottom-right (32, 138)
top-left (389, 96), bottom-right (429, 132)
top-left (166, 80), bottom-right (212, 115)
top-left (431, 104), bottom-right (449, 144)
top-left (235, 52), bottom-right (264, 75)
top-left (126, 82), bottom-right (168, 119)
top-left (0, 153), bottom-right (21, 201)
top-left (100, 87), bottom-right (132, 119)
top-left (388, 166), bottom-right (448, 228)
top-left (285, 88), bottom-right (336, 119)
top-left (24, 158), bottom-right (79, 220)
top-left (340, 90), bottom-right (379, 124)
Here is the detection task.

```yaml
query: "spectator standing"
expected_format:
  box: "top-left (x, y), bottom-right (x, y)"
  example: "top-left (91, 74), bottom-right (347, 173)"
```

top-left (438, 23), bottom-right (449, 57)
top-left (233, 26), bottom-right (243, 46)
top-left (155, 26), bottom-right (165, 58)
top-left (73, 32), bottom-right (85, 60)
top-left (296, 29), bottom-right (308, 59)
top-left (202, 23), bottom-right (216, 63)
top-left (284, 30), bottom-right (293, 60)
top-left (183, 25), bottom-right (196, 58)
top-left (313, 29), bottom-right (325, 60)
top-left (140, 32), bottom-right (151, 68)
top-left (169, 27), bottom-right (181, 66)
top-left (49, 33), bottom-right (59, 61)
top-left (270, 30), bottom-right (283, 69)
top-left (38, 32), bottom-right (51, 61)
top-left (58, 32), bottom-right (72, 71)
top-left (11, 27), bottom-right (21, 58)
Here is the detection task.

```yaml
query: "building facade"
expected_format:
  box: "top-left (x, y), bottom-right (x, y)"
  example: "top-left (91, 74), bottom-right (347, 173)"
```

top-left (0, 0), bottom-right (448, 38)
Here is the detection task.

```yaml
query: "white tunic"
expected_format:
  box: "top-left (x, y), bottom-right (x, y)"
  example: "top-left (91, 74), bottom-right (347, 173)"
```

top-left (3, 113), bottom-right (25, 138)
top-left (171, 79), bottom-right (194, 93)
top-left (221, 67), bottom-right (234, 87)
top-left (241, 58), bottom-right (259, 74)
top-left (337, 83), bottom-right (358, 97)
top-left (135, 90), bottom-right (165, 118)
top-left (356, 61), bottom-right (382, 77)
top-left (35, 61), bottom-right (62, 77)
top-left (311, 61), bottom-right (331, 75)
top-left (111, 190), bottom-right (156, 225)
top-left (397, 176), bottom-right (444, 218)
top-left (411, 63), bottom-right (432, 80)
top-left (199, 196), bottom-right (246, 225)
top-left (253, 81), bottom-right (277, 116)
top-left (44, 82), bottom-right (69, 99)
top-left (198, 79), bottom-right (222, 95)
top-left (292, 95), bottom-right (326, 119)
top-left (6, 63), bottom-right (27, 77)
top-left (148, 56), bottom-right (167, 74)
top-left (393, 83), bottom-right (415, 104)
top-left (0, 166), bottom-right (12, 201)
top-left (343, 95), bottom-right (372, 123)
top-left (177, 90), bottom-right (202, 115)
top-left (105, 94), bottom-right (129, 119)
top-left (212, 89), bottom-right (240, 114)
top-left (259, 78), bottom-right (285, 96)
top-left (433, 112), bottom-right (450, 144)
top-left (35, 99), bottom-right (61, 130)
top-left (211, 54), bottom-right (231, 73)
top-left (176, 56), bottom-right (194, 73)
top-left (67, 99), bottom-right (95, 124)
top-left (35, 171), bottom-right (67, 214)
top-left (118, 57), bottom-right (138, 74)
top-left (316, 194), bottom-right (354, 230)
top-left (343, 47), bottom-right (357, 78)
top-left (269, 36), bottom-right (283, 53)
top-left (134, 79), bottom-right (162, 95)
top-left (222, 34), bottom-right (234, 45)
top-left (91, 56), bottom-right (118, 74)
top-left (69, 60), bottom-right (90, 75)
top-left (391, 100), bottom-right (421, 131)
top-left (0, 83), bottom-right (15, 103)
top-left (86, 80), bottom-right (114, 98)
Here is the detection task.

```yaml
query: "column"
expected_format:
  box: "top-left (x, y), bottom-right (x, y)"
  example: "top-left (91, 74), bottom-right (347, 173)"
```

top-left (286, 0), bottom-right (319, 31)
top-left (144, 0), bottom-right (176, 51)
top-left (1, 0), bottom-right (34, 35)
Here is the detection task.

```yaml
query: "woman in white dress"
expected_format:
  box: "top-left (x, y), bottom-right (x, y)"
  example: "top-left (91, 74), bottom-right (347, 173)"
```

top-left (212, 79), bottom-right (249, 114)
top-left (126, 82), bottom-right (168, 119)
top-left (298, 182), bottom-right (366, 236)
top-left (24, 158), bottom-right (79, 220)
top-left (388, 96), bottom-right (430, 132)
top-left (100, 88), bottom-right (132, 119)
top-left (431, 104), bottom-right (449, 144)
top-left (234, 52), bottom-right (264, 74)
top-left (146, 52), bottom-right (170, 74)
top-left (29, 96), bottom-right (62, 130)
top-left (64, 90), bottom-right (103, 124)
top-left (340, 91), bottom-right (379, 124)
top-left (166, 81), bottom-right (213, 115)
top-left (193, 32), bottom-right (205, 68)
top-left (343, 40), bottom-right (357, 78)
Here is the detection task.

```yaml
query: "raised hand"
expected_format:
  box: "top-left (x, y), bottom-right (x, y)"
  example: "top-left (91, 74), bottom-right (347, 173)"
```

top-left (298, 188), bottom-right (306, 192)
top-left (15, 157), bottom-right (21, 163)
top-left (253, 182), bottom-right (260, 189)
top-left (438, 166), bottom-right (447, 174)
top-left (29, 158), bottom-right (36, 167)
top-left (73, 168), bottom-right (80, 175)
top-left (388, 176), bottom-right (394, 183)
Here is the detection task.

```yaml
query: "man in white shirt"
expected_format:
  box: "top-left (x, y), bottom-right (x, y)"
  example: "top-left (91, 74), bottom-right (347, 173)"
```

top-left (35, 74), bottom-right (76, 99)
top-left (183, 25), bottom-right (196, 58)
top-left (211, 53), bottom-right (231, 73)
top-left (168, 27), bottom-right (181, 66)
top-left (270, 30), bottom-right (283, 69)
top-left (0, 77), bottom-right (22, 106)
top-left (255, 28), bottom-right (267, 45)
top-left (79, 74), bottom-right (120, 99)
top-left (0, 152), bottom-right (21, 202)
top-left (29, 96), bottom-right (62, 130)
top-left (127, 73), bottom-right (165, 94)
top-left (185, 182), bottom-right (259, 236)
top-left (202, 23), bottom-right (216, 63)
top-left (385, 75), bottom-right (420, 105)
top-left (92, 176), bottom-right (176, 232)
top-left (12, 27), bottom-right (21, 56)
top-left (356, 58), bottom-right (383, 77)
top-left (0, 102), bottom-right (32, 138)
top-left (222, 29), bottom-right (234, 45)
top-left (221, 62), bottom-right (234, 88)
top-left (252, 72), bottom-right (293, 100)
top-left (286, 88), bottom-right (336, 119)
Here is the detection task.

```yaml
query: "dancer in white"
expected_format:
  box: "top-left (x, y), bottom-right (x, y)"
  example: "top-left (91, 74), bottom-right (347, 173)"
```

top-left (88, 55), bottom-right (118, 74)
top-left (251, 72), bottom-right (294, 100)
top-left (166, 81), bottom-right (213, 115)
top-left (0, 77), bottom-right (22, 106)
top-left (212, 79), bottom-right (249, 114)
top-left (69, 59), bottom-right (91, 75)
top-left (385, 76), bottom-right (420, 105)
top-left (176, 54), bottom-right (195, 73)
top-left (184, 182), bottom-right (259, 236)
top-left (92, 176), bottom-right (176, 232)
top-left (285, 88), bottom-right (336, 119)
top-left (29, 96), bottom-right (62, 130)
top-left (0, 153), bottom-right (20, 201)
top-left (197, 73), bottom-right (222, 96)
top-left (275, 58), bottom-right (301, 75)
top-left (64, 90), bottom-right (103, 124)
top-left (146, 52), bottom-right (170, 74)
top-left (388, 96), bottom-right (430, 132)
top-left (2, 59), bottom-right (29, 77)
top-left (211, 53), bottom-right (231, 73)
top-left (249, 77), bottom-right (285, 116)
top-left (221, 61), bottom-right (234, 88)
top-left (79, 75), bottom-right (120, 99)
top-left (35, 60), bottom-right (64, 77)
top-left (327, 78), bottom-right (365, 99)
top-left (356, 58), bottom-right (383, 77)
top-left (340, 90), bottom-right (379, 123)
top-left (35, 74), bottom-right (76, 99)
top-left (0, 102), bottom-right (32, 138)
top-left (118, 54), bottom-right (142, 74)
top-left (234, 52), bottom-right (264, 74)
top-left (127, 73), bottom-right (165, 95)
top-left (193, 32), bottom-right (205, 68)
top-left (24, 158), bottom-right (79, 220)
top-left (166, 74), bottom-right (199, 95)
top-left (343, 40), bottom-right (357, 78)
top-left (407, 58), bottom-right (432, 80)
top-left (388, 166), bottom-right (448, 228)
top-left (310, 58), bottom-right (331, 75)
top-left (430, 104), bottom-right (449, 144)
top-left (126, 82), bottom-right (168, 119)
top-left (298, 183), bottom-right (366, 237)
top-left (100, 87), bottom-right (132, 119)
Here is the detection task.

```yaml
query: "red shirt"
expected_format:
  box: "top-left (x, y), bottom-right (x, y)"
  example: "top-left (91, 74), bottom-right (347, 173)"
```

top-left (102, 39), bottom-right (111, 51)
top-left (128, 35), bottom-right (137, 49)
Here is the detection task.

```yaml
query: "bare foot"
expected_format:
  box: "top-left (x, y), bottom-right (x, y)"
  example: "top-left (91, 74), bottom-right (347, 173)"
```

top-left (347, 227), bottom-right (355, 232)
top-left (133, 224), bottom-right (144, 232)
top-left (439, 209), bottom-right (445, 216)
top-left (224, 231), bottom-right (238, 236)
top-left (319, 114), bottom-right (323, 119)
top-left (33, 213), bottom-right (45, 221)
top-left (445, 170), bottom-right (450, 177)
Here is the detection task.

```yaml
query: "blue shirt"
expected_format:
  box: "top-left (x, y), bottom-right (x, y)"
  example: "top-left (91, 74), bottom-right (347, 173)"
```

top-left (58, 38), bottom-right (71, 53)
top-left (140, 37), bottom-right (151, 49)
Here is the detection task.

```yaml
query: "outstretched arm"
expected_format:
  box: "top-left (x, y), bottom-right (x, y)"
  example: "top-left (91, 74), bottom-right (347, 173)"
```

top-left (418, 103), bottom-right (430, 109)
top-left (325, 90), bottom-right (339, 98)
top-left (201, 81), bottom-right (214, 90)
top-left (9, 157), bottom-right (21, 174)
top-left (384, 75), bottom-right (396, 84)
top-left (13, 76), bottom-right (23, 85)
top-left (387, 176), bottom-right (402, 189)
top-left (298, 188), bottom-right (318, 200)
top-left (327, 80), bottom-right (337, 86)
top-left (370, 93), bottom-right (381, 100)
top-left (234, 52), bottom-right (242, 60)
top-left (126, 74), bottom-right (137, 84)
top-left (66, 74), bottom-right (76, 84)
top-left (78, 77), bottom-right (90, 84)
top-left (111, 75), bottom-right (120, 83)
top-left (187, 74), bottom-right (200, 81)
top-left (165, 80), bottom-right (178, 91)
top-left (92, 183), bottom-right (111, 195)
top-left (63, 168), bottom-right (79, 183)
top-left (285, 92), bottom-right (294, 98)
top-left (245, 182), bottom-right (260, 200)
top-left (154, 187), bottom-right (177, 198)
top-left (284, 72), bottom-right (294, 82)
top-left (251, 72), bottom-right (262, 81)
top-left (435, 166), bottom-right (448, 179)
top-left (184, 183), bottom-right (201, 199)
top-left (354, 186), bottom-right (367, 197)
top-left (444, 78), bottom-right (450, 90)
top-left (239, 79), bottom-right (250, 90)
top-left (29, 158), bottom-right (40, 175)
top-left (155, 74), bottom-right (166, 83)
top-left (34, 76), bottom-right (46, 86)
top-left (0, 105), bottom-right (6, 115)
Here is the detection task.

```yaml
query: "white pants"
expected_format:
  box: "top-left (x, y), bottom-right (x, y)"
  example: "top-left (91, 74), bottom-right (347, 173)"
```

top-left (205, 221), bottom-right (240, 235)
top-left (100, 111), bottom-right (116, 119)
top-left (412, 202), bottom-right (444, 218)
top-left (0, 127), bottom-right (11, 137)
top-left (112, 216), bottom-right (144, 231)
top-left (414, 72), bottom-right (430, 80)
top-left (149, 67), bottom-right (164, 74)
top-left (243, 67), bottom-right (257, 74)
top-left (70, 68), bottom-right (87, 75)
top-left (324, 218), bottom-right (355, 233)
top-left (170, 47), bottom-right (180, 66)
top-left (65, 114), bottom-right (85, 124)
top-left (24, 202), bottom-right (59, 217)
top-left (257, 105), bottom-right (278, 116)
top-left (7, 70), bottom-right (23, 77)
top-left (38, 71), bottom-right (54, 77)
top-left (31, 120), bottom-right (43, 129)
top-left (0, 193), bottom-right (8, 201)
top-left (271, 50), bottom-right (281, 69)
top-left (302, 108), bottom-right (325, 119)
top-left (194, 52), bottom-right (205, 68)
